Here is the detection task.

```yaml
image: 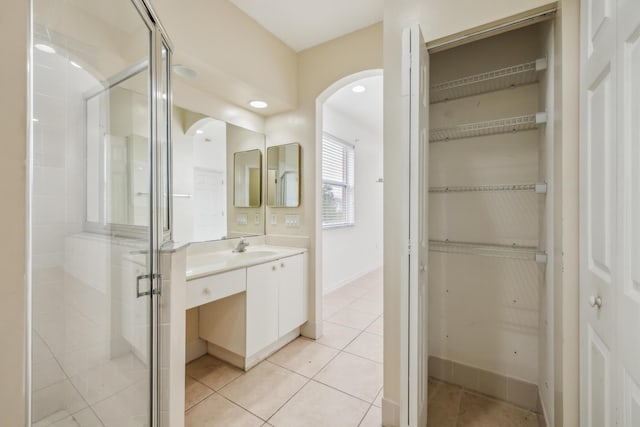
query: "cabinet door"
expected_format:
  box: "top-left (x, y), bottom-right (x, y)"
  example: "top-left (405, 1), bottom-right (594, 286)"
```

top-left (278, 254), bottom-right (308, 336)
top-left (246, 261), bottom-right (279, 356)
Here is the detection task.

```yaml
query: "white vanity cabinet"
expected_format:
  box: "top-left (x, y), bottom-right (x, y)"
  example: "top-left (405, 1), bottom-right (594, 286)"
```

top-left (198, 251), bottom-right (308, 369)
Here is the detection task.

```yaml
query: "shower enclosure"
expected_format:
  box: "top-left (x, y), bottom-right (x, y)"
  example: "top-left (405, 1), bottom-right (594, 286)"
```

top-left (29, 0), bottom-right (172, 425)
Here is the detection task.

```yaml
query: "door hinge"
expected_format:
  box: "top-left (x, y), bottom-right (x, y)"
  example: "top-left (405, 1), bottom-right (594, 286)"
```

top-left (136, 273), bottom-right (162, 298)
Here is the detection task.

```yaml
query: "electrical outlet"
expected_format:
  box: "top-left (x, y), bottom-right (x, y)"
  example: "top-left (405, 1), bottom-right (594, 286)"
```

top-left (254, 214), bottom-right (260, 225)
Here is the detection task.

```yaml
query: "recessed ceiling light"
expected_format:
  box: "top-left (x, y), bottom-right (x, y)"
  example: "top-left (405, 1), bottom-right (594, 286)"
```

top-left (70, 61), bottom-right (82, 69)
top-left (35, 44), bottom-right (56, 54)
top-left (249, 100), bottom-right (268, 109)
top-left (32, 118), bottom-right (39, 122)
top-left (172, 64), bottom-right (198, 79)
top-left (352, 85), bottom-right (366, 93)
top-left (196, 129), bottom-right (204, 135)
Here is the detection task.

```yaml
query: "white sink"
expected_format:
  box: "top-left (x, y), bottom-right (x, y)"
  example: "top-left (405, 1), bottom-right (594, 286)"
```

top-left (186, 245), bottom-right (305, 280)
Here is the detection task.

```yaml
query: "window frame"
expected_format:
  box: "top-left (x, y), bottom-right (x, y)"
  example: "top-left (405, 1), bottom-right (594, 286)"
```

top-left (321, 132), bottom-right (355, 229)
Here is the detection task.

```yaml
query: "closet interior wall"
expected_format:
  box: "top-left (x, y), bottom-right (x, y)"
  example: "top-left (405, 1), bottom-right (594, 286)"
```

top-left (427, 22), bottom-right (554, 417)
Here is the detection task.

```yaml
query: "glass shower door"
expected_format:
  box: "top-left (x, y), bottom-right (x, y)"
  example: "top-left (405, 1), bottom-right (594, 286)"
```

top-left (30, 0), bottom-right (170, 425)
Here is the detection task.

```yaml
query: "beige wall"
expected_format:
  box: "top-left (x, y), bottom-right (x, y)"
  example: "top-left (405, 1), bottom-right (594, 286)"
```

top-left (0, 0), bottom-right (27, 425)
top-left (265, 22), bottom-right (383, 337)
top-left (151, 0), bottom-right (298, 114)
top-left (383, 0), bottom-right (579, 425)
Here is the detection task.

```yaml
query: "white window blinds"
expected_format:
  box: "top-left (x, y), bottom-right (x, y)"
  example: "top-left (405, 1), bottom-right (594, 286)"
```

top-left (322, 133), bottom-right (355, 228)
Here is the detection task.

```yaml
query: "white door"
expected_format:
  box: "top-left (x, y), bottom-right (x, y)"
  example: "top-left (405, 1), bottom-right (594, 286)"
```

top-left (405, 22), bottom-right (430, 427)
top-left (615, 0), bottom-right (640, 424)
top-left (580, 0), bottom-right (640, 424)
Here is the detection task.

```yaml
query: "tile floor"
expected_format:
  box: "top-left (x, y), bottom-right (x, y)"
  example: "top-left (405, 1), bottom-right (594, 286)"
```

top-left (185, 268), bottom-right (384, 427)
top-left (185, 267), bottom-right (541, 427)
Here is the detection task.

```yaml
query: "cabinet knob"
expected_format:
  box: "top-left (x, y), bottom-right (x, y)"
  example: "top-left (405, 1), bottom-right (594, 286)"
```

top-left (281, 262), bottom-right (285, 268)
top-left (203, 288), bottom-right (211, 295)
top-left (272, 265), bottom-right (277, 271)
top-left (589, 295), bottom-right (603, 309)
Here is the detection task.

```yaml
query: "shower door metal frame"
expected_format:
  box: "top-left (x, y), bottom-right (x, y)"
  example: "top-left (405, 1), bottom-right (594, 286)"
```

top-left (26, 0), bottom-right (174, 425)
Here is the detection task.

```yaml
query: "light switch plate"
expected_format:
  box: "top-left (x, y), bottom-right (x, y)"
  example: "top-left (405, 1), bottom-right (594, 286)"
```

top-left (271, 214), bottom-right (277, 225)
top-left (237, 214), bottom-right (248, 225)
top-left (254, 214), bottom-right (260, 225)
top-left (285, 214), bottom-right (300, 227)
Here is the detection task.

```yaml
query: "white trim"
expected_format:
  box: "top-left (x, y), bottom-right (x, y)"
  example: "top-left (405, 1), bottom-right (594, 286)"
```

top-left (381, 397), bottom-right (401, 427)
top-left (314, 68), bottom-right (383, 347)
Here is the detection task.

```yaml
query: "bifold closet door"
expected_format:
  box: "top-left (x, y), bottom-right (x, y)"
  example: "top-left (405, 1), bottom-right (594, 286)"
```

top-left (403, 22), bottom-right (430, 427)
top-left (580, 0), bottom-right (640, 424)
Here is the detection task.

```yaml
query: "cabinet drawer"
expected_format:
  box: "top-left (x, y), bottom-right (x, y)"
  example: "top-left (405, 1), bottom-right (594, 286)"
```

top-left (186, 269), bottom-right (246, 309)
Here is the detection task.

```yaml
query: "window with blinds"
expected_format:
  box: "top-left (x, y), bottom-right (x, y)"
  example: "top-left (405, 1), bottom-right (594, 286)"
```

top-left (322, 133), bottom-right (355, 228)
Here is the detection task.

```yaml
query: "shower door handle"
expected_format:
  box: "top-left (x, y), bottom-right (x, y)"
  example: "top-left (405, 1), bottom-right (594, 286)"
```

top-left (136, 274), bottom-right (152, 298)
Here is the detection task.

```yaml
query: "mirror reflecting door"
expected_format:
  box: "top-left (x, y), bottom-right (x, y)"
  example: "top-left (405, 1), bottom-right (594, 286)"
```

top-left (30, 1), bottom-right (170, 426)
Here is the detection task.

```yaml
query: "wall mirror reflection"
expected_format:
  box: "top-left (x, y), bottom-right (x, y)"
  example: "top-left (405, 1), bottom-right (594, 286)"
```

top-left (234, 149), bottom-right (262, 208)
top-left (172, 106), bottom-right (265, 242)
top-left (85, 62), bottom-right (154, 233)
top-left (267, 143), bottom-right (301, 207)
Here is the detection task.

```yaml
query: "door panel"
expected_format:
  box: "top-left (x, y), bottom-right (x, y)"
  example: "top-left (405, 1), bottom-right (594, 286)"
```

top-left (246, 261), bottom-right (279, 355)
top-left (406, 22), bottom-right (429, 427)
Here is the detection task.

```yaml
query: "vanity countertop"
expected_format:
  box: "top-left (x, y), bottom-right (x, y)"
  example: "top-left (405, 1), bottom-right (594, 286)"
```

top-left (186, 245), bottom-right (307, 280)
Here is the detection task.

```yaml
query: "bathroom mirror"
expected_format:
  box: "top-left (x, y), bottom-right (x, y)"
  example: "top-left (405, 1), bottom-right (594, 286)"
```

top-left (172, 106), bottom-right (265, 242)
top-left (84, 62), bottom-right (164, 234)
top-left (234, 149), bottom-right (262, 208)
top-left (267, 143), bottom-right (301, 207)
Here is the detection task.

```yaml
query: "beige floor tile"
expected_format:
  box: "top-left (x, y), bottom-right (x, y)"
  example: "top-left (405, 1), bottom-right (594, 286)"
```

top-left (268, 337), bottom-right (338, 378)
top-left (269, 381), bottom-right (369, 427)
top-left (359, 289), bottom-right (383, 304)
top-left (373, 389), bottom-right (383, 408)
top-left (185, 376), bottom-right (214, 411)
top-left (323, 293), bottom-right (357, 310)
top-left (427, 381), bottom-right (462, 427)
top-left (314, 352), bottom-right (383, 403)
top-left (457, 391), bottom-right (539, 427)
top-left (185, 393), bottom-right (263, 427)
top-left (347, 297), bottom-right (383, 316)
top-left (344, 332), bottom-right (383, 363)
top-left (359, 405), bottom-right (382, 427)
top-left (186, 354), bottom-right (244, 390)
top-left (219, 361), bottom-right (307, 420)
top-left (322, 302), bottom-right (344, 320)
top-left (327, 308), bottom-right (379, 330)
top-left (49, 408), bottom-right (103, 427)
top-left (365, 316), bottom-right (383, 336)
top-left (327, 283), bottom-right (369, 301)
top-left (315, 321), bottom-right (361, 350)
top-left (31, 379), bottom-right (87, 425)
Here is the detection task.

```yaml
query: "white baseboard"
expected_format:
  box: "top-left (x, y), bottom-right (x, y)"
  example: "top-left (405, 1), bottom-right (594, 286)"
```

top-left (185, 338), bottom-right (207, 363)
top-left (301, 320), bottom-right (320, 339)
top-left (323, 265), bottom-right (382, 294)
top-left (381, 397), bottom-right (400, 427)
top-left (538, 389), bottom-right (549, 427)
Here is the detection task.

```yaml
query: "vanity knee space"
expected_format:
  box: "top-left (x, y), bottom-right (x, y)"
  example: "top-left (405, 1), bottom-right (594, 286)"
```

top-left (189, 250), bottom-right (308, 370)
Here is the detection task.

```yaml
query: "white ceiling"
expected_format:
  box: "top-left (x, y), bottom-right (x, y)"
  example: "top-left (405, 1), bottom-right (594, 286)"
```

top-left (228, 0), bottom-right (384, 52)
top-left (325, 75), bottom-right (383, 137)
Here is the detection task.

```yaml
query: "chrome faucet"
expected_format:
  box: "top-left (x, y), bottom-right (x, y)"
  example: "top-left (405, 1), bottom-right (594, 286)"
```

top-left (233, 237), bottom-right (250, 253)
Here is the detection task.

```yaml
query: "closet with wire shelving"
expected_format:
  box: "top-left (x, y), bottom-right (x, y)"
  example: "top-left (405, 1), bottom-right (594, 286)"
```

top-left (427, 21), bottom-right (555, 416)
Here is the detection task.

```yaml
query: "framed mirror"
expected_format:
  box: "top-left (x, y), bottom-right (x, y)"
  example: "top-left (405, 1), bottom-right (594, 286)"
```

top-left (267, 143), bottom-right (301, 207)
top-left (172, 106), bottom-right (265, 243)
top-left (234, 149), bottom-right (262, 208)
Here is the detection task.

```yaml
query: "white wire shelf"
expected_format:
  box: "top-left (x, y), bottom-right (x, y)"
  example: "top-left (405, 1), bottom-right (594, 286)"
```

top-left (428, 239), bottom-right (547, 263)
top-left (430, 58), bottom-right (548, 103)
top-left (429, 113), bottom-right (547, 143)
top-left (429, 183), bottom-right (547, 194)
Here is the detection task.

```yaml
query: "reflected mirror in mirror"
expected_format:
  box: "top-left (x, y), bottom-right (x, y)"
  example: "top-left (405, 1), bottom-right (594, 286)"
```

top-left (267, 143), bottom-right (301, 207)
top-left (172, 106), bottom-right (265, 243)
top-left (234, 149), bottom-right (262, 208)
top-left (85, 62), bottom-right (151, 231)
